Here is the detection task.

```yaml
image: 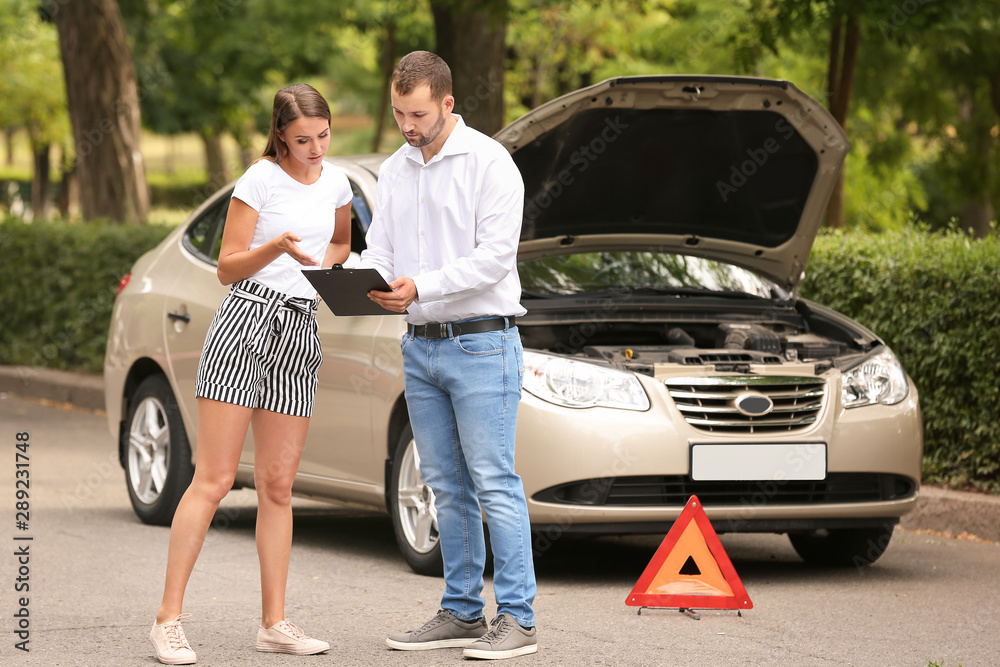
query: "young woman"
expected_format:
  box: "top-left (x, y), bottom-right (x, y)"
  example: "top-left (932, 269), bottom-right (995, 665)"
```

top-left (149, 84), bottom-right (352, 665)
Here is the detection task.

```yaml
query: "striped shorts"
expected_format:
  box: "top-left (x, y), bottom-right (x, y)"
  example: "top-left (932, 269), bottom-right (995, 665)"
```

top-left (195, 279), bottom-right (322, 417)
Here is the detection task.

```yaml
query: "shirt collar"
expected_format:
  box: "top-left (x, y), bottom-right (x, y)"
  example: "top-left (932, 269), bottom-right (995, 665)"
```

top-left (404, 114), bottom-right (472, 166)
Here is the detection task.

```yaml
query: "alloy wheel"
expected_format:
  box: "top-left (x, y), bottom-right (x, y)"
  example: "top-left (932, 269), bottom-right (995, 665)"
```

top-left (395, 438), bottom-right (439, 554)
top-left (127, 396), bottom-right (171, 505)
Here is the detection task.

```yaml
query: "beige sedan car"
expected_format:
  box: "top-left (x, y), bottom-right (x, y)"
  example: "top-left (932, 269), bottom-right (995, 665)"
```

top-left (105, 75), bottom-right (922, 574)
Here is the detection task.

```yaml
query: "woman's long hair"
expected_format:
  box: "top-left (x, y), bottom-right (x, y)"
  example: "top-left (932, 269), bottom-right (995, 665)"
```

top-left (257, 84), bottom-right (331, 164)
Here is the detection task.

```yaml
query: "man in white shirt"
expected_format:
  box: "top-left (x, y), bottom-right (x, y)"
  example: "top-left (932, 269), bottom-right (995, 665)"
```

top-left (362, 51), bottom-right (537, 660)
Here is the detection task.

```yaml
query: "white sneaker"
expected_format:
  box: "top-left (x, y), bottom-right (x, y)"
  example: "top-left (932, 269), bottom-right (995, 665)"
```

top-left (256, 620), bottom-right (330, 655)
top-left (150, 613), bottom-right (196, 665)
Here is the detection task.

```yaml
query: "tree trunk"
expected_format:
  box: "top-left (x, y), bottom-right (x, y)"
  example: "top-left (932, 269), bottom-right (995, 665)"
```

top-left (989, 65), bottom-right (1000, 118)
top-left (958, 94), bottom-right (995, 238)
top-left (430, 0), bottom-right (508, 135)
top-left (58, 143), bottom-right (78, 219)
top-left (372, 20), bottom-right (397, 153)
top-left (52, 0), bottom-right (149, 223)
top-left (31, 144), bottom-right (51, 221)
top-left (963, 196), bottom-right (994, 239)
top-left (232, 119), bottom-right (259, 169)
top-left (823, 13), bottom-right (859, 229)
top-left (239, 145), bottom-right (256, 171)
top-left (832, 16), bottom-right (859, 127)
top-left (827, 14), bottom-right (841, 109)
top-left (4, 128), bottom-right (14, 166)
top-left (201, 131), bottom-right (230, 191)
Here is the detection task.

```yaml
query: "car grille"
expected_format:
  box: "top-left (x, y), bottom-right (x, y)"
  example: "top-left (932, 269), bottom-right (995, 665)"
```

top-left (664, 375), bottom-right (825, 433)
top-left (533, 473), bottom-right (916, 507)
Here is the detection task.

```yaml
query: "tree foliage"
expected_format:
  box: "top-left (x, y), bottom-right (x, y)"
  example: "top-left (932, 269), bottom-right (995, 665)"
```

top-left (736, 0), bottom-right (998, 235)
top-left (2, 0), bottom-right (996, 235)
top-left (0, 0), bottom-right (70, 218)
top-left (119, 0), bottom-right (348, 186)
top-left (883, 1), bottom-right (1000, 238)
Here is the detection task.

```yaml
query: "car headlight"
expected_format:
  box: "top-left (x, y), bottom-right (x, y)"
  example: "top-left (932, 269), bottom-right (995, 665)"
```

top-left (522, 350), bottom-right (650, 411)
top-left (841, 347), bottom-right (909, 408)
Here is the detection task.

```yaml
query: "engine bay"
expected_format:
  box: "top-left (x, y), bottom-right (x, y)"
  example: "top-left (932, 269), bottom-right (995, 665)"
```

top-left (518, 304), bottom-right (870, 376)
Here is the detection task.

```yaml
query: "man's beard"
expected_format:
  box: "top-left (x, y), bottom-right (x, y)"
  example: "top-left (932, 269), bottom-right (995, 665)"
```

top-left (406, 111), bottom-right (447, 147)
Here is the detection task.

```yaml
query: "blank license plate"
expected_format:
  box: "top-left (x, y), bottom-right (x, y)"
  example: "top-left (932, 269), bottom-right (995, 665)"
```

top-left (690, 443), bottom-right (826, 481)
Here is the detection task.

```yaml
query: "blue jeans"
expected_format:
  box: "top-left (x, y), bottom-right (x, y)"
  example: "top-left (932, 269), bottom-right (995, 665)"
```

top-left (401, 321), bottom-right (536, 627)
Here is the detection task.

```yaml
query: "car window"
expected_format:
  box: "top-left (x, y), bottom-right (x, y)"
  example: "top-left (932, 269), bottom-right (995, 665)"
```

top-left (350, 180), bottom-right (372, 255)
top-left (182, 190), bottom-right (231, 264)
top-left (518, 251), bottom-right (779, 298)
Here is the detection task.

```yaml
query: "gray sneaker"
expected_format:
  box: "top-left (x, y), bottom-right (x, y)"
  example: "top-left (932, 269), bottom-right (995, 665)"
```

top-left (386, 609), bottom-right (487, 651)
top-left (463, 613), bottom-right (537, 660)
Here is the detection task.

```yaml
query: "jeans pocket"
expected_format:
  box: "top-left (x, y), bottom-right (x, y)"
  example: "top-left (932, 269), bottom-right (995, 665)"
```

top-left (400, 333), bottom-right (413, 354)
top-left (454, 332), bottom-right (503, 356)
top-left (516, 341), bottom-right (524, 385)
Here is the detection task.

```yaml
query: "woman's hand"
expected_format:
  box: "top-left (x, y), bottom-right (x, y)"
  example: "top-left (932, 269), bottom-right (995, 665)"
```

top-left (276, 232), bottom-right (320, 266)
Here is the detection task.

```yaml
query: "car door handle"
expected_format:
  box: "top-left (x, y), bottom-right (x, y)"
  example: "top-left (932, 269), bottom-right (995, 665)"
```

top-left (167, 310), bottom-right (191, 324)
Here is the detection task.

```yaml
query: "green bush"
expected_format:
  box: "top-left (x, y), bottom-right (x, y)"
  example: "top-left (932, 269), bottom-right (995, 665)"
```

top-left (0, 216), bottom-right (173, 374)
top-left (801, 227), bottom-right (1000, 492)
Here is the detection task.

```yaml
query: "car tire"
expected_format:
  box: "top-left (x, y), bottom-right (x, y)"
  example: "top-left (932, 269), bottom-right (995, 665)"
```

top-left (389, 423), bottom-right (444, 576)
top-left (788, 524), bottom-right (895, 567)
top-left (123, 375), bottom-right (194, 526)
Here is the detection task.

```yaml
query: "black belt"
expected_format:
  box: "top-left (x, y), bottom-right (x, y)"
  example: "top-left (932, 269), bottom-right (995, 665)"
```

top-left (407, 317), bottom-right (514, 339)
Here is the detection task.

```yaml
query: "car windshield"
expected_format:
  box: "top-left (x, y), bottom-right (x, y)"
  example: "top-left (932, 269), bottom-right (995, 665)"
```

top-left (518, 251), bottom-right (780, 299)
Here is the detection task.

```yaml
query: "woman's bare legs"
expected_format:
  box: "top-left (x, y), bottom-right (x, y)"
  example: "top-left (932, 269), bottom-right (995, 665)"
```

top-left (155, 398), bottom-right (252, 624)
top-left (250, 409), bottom-right (311, 628)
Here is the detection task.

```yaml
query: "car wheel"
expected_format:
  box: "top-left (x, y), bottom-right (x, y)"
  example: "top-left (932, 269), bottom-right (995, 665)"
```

top-left (788, 524), bottom-right (895, 567)
top-left (389, 424), bottom-right (443, 576)
top-left (124, 375), bottom-right (194, 526)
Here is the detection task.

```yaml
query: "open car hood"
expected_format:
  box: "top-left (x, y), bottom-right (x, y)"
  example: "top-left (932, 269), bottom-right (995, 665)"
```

top-left (495, 75), bottom-right (849, 291)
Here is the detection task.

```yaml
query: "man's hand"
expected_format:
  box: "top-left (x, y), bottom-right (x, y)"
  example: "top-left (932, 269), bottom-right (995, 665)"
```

top-left (369, 277), bottom-right (417, 313)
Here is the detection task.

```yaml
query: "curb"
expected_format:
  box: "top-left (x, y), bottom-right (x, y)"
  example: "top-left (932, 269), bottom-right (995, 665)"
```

top-left (901, 485), bottom-right (1000, 543)
top-left (1, 365), bottom-right (997, 544)
top-left (0, 365), bottom-right (105, 412)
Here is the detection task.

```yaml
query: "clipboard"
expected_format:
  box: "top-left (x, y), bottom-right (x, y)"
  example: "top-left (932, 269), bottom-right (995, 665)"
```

top-left (302, 266), bottom-right (399, 316)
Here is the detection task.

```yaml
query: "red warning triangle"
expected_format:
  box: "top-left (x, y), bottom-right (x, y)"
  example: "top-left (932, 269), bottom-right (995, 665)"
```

top-left (626, 495), bottom-right (752, 610)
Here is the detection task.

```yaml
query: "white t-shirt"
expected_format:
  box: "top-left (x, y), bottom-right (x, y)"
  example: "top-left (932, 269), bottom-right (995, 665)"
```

top-left (232, 159), bottom-right (352, 298)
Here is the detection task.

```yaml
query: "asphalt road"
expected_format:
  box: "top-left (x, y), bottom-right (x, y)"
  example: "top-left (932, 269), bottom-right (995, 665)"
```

top-left (0, 393), bottom-right (997, 667)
